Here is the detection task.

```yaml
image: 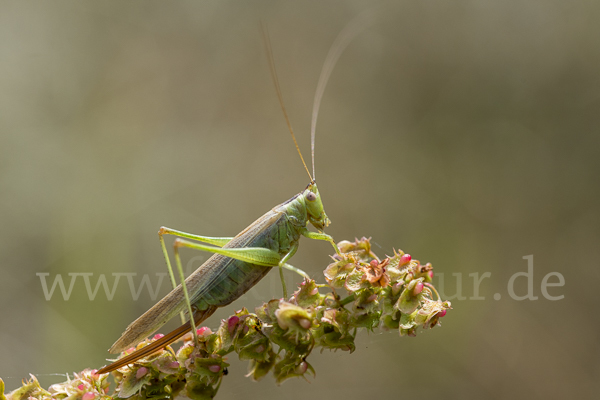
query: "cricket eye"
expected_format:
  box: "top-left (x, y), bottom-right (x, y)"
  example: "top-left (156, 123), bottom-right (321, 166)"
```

top-left (306, 191), bottom-right (317, 202)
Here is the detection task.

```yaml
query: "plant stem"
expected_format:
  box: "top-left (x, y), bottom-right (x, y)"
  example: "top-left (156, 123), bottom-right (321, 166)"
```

top-left (338, 294), bottom-right (355, 307)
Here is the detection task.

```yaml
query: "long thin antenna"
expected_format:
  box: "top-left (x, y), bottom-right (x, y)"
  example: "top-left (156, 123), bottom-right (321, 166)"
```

top-left (310, 10), bottom-right (377, 180)
top-left (262, 24), bottom-right (313, 182)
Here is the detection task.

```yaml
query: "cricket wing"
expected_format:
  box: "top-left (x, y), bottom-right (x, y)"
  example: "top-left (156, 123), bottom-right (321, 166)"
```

top-left (99, 306), bottom-right (217, 374)
top-left (108, 282), bottom-right (191, 353)
top-left (108, 209), bottom-right (286, 354)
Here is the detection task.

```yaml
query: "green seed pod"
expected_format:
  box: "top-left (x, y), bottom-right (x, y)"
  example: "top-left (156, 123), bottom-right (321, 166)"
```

top-left (395, 279), bottom-right (424, 314)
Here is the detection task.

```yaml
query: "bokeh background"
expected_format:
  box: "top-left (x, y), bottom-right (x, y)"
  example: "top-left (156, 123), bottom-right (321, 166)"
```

top-left (1, 1), bottom-right (598, 399)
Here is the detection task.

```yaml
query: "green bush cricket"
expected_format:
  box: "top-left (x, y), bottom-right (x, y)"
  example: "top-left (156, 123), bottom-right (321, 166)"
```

top-left (95, 26), bottom-right (360, 374)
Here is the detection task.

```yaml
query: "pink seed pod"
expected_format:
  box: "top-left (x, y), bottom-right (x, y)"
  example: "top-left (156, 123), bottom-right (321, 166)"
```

top-left (197, 326), bottom-right (212, 336)
top-left (299, 318), bottom-right (312, 329)
top-left (367, 293), bottom-right (378, 303)
top-left (309, 287), bottom-right (319, 295)
top-left (428, 270), bottom-right (434, 280)
top-left (295, 361), bottom-right (308, 375)
top-left (153, 333), bottom-right (165, 340)
top-left (82, 392), bottom-right (96, 400)
top-left (400, 254), bottom-right (412, 265)
top-left (438, 309), bottom-right (447, 318)
top-left (208, 365), bottom-right (221, 373)
top-left (77, 384), bottom-right (85, 391)
top-left (412, 281), bottom-right (424, 296)
top-left (370, 259), bottom-right (379, 267)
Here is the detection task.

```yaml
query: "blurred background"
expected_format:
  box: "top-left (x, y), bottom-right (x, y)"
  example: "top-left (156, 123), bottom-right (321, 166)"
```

top-left (1, 1), bottom-right (598, 398)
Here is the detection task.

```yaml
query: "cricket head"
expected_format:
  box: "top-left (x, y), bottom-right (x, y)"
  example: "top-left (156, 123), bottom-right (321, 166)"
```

top-left (303, 182), bottom-right (331, 231)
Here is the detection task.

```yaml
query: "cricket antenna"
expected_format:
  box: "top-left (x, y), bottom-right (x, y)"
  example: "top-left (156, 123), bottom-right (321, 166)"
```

top-left (262, 23), bottom-right (313, 183)
top-left (310, 10), bottom-right (377, 180)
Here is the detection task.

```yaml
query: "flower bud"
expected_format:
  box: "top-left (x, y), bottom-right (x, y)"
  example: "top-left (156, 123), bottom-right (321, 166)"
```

top-left (382, 315), bottom-right (400, 330)
top-left (392, 282), bottom-right (403, 296)
top-left (395, 279), bottom-right (424, 314)
top-left (196, 326), bottom-right (213, 337)
top-left (291, 278), bottom-right (323, 308)
top-left (136, 367), bottom-right (148, 380)
top-left (275, 301), bottom-right (313, 331)
top-left (414, 309), bottom-right (429, 325)
top-left (299, 318), bottom-right (312, 329)
top-left (428, 315), bottom-right (440, 329)
top-left (227, 316), bottom-right (240, 334)
top-left (295, 361), bottom-right (308, 375)
top-left (337, 240), bottom-right (355, 253)
top-left (336, 237), bottom-right (372, 260)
